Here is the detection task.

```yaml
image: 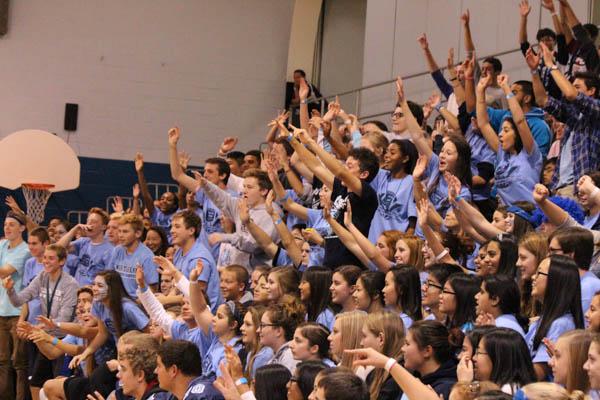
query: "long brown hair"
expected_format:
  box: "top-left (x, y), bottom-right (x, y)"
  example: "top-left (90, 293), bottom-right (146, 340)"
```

top-left (364, 312), bottom-right (405, 400)
top-left (96, 270), bottom-right (134, 337)
top-left (244, 305), bottom-right (267, 378)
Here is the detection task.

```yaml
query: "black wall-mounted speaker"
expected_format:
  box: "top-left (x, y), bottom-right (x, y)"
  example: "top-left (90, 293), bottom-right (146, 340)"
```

top-left (64, 103), bottom-right (78, 131)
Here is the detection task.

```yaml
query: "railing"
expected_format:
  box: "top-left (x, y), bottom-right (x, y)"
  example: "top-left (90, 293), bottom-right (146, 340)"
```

top-left (148, 182), bottom-right (179, 200)
top-left (67, 210), bottom-right (88, 225)
top-left (291, 47), bottom-right (524, 121)
top-left (105, 196), bottom-right (141, 213)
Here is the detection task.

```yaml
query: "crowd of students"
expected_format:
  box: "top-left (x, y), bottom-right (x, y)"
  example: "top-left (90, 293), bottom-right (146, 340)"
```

top-left (3, 0), bottom-right (600, 399)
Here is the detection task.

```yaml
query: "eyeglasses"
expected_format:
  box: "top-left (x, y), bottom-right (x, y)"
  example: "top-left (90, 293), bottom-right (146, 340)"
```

top-left (259, 323), bottom-right (278, 329)
top-left (442, 288), bottom-right (456, 295)
top-left (535, 270), bottom-right (549, 278)
top-left (475, 350), bottom-right (488, 356)
top-left (425, 281), bottom-right (443, 290)
top-left (290, 376), bottom-right (299, 383)
top-left (548, 247), bottom-right (563, 254)
top-left (391, 112), bottom-right (404, 119)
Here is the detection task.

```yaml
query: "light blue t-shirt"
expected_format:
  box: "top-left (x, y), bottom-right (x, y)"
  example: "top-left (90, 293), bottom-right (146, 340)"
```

top-left (0, 240), bottom-right (30, 316)
top-left (247, 346), bottom-right (274, 379)
top-left (151, 208), bottom-right (176, 244)
top-left (315, 308), bottom-right (335, 331)
top-left (368, 170), bottom-right (417, 241)
top-left (71, 237), bottom-right (113, 286)
top-left (174, 242), bottom-right (221, 313)
top-left (526, 313), bottom-right (576, 363)
top-left (465, 125), bottom-right (496, 201)
top-left (581, 271), bottom-right (600, 322)
top-left (23, 258), bottom-right (44, 324)
top-left (196, 187), bottom-right (238, 261)
top-left (425, 153), bottom-right (472, 217)
top-left (198, 328), bottom-right (242, 380)
top-left (494, 143), bottom-right (542, 206)
top-left (495, 314), bottom-right (526, 339)
top-left (584, 213), bottom-right (600, 230)
top-left (92, 299), bottom-right (149, 342)
top-left (107, 243), bottom-right (158, 299)
top-left (400, 312), bottom-right (413, 333)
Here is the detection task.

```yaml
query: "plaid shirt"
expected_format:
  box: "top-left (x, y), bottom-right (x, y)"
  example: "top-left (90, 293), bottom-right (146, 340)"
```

top-left (544, 93), bottom-right (600, 190)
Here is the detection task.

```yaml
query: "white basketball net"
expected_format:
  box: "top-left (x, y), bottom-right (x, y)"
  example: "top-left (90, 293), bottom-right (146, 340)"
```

top-left (22, 186), bottom-right (52, 224)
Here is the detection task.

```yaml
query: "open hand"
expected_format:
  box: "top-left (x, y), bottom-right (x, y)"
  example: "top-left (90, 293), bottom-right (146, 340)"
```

top-left (189, 259), bottom-right (204, 281)
top-left (134, 152), bottom-right (144, 172)
top-left (135, 264), bottom-right (146, 289)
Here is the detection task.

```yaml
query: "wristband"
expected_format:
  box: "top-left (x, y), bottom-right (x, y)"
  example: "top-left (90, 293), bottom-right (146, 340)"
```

top-left (140, 285), bottom-right (149, 293)
top-left (56, 321), bottom-right (61, 329)
top-left (434, 104), bottom-right (443, 112)
top-left (384, 358), bottom-right (397, 372)
top-left (505, 93), bottom-right (515, 100)
top-left (455, 195), bottom-right (465, 202)
top-left (300, 99), bottom-right (307, 105)
top-left (273, 218), bottom-right (282, 225)
top-left (235, 377), bottom-right (248, 386)
top-left (434, 249), bottom-right (450, 261)
top-left (531, 69), bottom-right (539, 75)
top-left (450, 77), bottom-right (458, 82)
top-left (51, 337), bottom-right (59, 346)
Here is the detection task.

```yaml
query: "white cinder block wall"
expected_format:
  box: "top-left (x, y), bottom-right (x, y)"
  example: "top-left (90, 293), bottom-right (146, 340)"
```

top-left (0, 0), bottom-right (294, 163)
top-left (360, 0), bottom-right (591, 125)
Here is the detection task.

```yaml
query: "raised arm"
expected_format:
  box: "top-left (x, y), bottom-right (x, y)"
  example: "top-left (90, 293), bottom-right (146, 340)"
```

top-left (461, 9), bottom-right (475, 56)
top-left (273, 143), bottom-right (304, 196)
top-left (519, 0), bottom-right (532, 46)
top-left (281, 123), bottom-right (334, 189)
top-left (417, 33), bottom-right (441, 72)
top-left (134, 152), bottom-right (155, 215)
top-left (525, 48), bottom-right (549, 107)
top-left (475, 75), bottom-right (500, 152)
top-left (4, 197), bottom-right (37, 232)
top-left (302, 129), bottom-right (363, 195)
top-left (267, 159), bottom-right (308, 220)
top-left (447, 48), bottom-right (466, 105)
top-left (542, 0), bottom-right (564, 36)
top-left (499, 74), bottom-right (536, 154)
top-left (324, 206), bottom-right (371, 268)
top-left (131, 184), bottom-right (142, 216)
top-left (540, 43), bottom-right (578, 101)
top-left (136, 265), bottom-right (177, 335)
top-left (532, 184), bottom-right (568, 226)
top-left (188, 261), bottom-right (214, 335)
top-left (266, 111), bottom-right (290, 144)
top-left (397, 77), bottom-right (432, 159)
top-left (345, 203), bottom-right (393, 272)
top-left (448, 174), bottom-right (502, 240)
top-left (168, 127), bottom-right (200, 192)
top-left (239, 198), bottom-right (278, 259)
top-left (299, 78), bottom-right (310, 131)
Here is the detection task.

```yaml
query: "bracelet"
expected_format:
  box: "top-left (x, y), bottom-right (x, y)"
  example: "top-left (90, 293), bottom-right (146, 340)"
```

top-left (384, 358), bottom-right (397, 372)
top-left (450, 77), bottom-right (458, 82)
top-left (235, 377), bottom-right (248, 386)
top-left (51, 337), bottom-right (59, 346)
top-left (455, 195), bottom-right (465, 203)
top-left (434, 104), bottom-right (443, 112)
top-left (273, 218), bottom-right (282, 225)
top-left (506, 93), bottom-right (515, 100)
top-left (434, 249), bottom-right (450, 261)
top-left (300, 99), bottom-right (307, 105)
top-left (56, 321), bottom-right (61, 329)
top-left (531, 69), bottom-right (539, 75)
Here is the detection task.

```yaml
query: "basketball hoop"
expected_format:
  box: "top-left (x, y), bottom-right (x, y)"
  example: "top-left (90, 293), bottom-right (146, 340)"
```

top-left (21, 183), bottom-right (55, 224)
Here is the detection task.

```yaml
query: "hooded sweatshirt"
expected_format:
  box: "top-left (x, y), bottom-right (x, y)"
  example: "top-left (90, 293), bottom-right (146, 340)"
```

top-left (488, 107), bottom-right (551, 158)
top-left (419, 359), bottom-right (458, 400)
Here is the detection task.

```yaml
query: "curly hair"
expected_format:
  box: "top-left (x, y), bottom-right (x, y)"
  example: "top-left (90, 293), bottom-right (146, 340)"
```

top-left (118, 334), bottom-right (160, 383)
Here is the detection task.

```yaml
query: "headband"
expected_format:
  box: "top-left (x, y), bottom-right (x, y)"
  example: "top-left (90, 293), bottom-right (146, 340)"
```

top-left (506, 205), bottom-right (534, 226)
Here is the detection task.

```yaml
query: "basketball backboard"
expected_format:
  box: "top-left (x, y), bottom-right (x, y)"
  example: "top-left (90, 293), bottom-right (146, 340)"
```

top-left (0, 129), bottom-right (80, 192)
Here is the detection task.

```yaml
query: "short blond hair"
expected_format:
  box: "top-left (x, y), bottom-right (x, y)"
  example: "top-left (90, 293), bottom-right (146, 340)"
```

top-left (119, 213), bottom-right (143, 232)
